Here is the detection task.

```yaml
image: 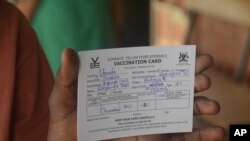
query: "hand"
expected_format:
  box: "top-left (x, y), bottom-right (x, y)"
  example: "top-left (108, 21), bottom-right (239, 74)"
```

top-left (47, 48), bottom-right (225, 141)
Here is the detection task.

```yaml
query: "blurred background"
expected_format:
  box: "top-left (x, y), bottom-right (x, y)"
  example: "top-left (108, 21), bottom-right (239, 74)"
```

top-left (112, 2), bottom-right (250, 140)
top-left (11, 0), bottom-right (250, 140)
top-left (113, 2), bottom-right (250, 139)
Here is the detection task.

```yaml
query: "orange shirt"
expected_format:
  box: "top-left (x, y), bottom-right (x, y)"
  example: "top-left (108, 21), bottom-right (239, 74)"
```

top-left (0, 1), bottom-right (54, 141)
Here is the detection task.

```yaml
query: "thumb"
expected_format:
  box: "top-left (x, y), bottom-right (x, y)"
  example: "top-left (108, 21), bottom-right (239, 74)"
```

top-left (57, 48), bottom-right (79, 87)
top-left (49, 48), bottom-right (79, 122)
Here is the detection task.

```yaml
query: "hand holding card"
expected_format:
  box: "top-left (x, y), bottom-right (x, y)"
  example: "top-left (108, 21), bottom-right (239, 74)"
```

top-left (47, 47), bottom-right (225, 141)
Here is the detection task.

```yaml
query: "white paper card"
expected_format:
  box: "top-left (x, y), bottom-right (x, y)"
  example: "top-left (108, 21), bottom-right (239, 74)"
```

top-left (78, 46), bottom-right (196, 141)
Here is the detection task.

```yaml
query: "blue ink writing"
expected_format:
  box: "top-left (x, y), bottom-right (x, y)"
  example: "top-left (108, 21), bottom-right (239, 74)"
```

top-left (100, 107), bottom-right (120, 114)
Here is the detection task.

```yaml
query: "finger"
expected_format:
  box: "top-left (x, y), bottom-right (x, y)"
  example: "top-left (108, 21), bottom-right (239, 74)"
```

top-left (56, 48), bottom-right (79, 86)
top-left (49, 48), bottom-right (79, 122)
top-left (169, 127), bottom-right (226, 141)
top-left (193, 96), bottom-right (220, 116)
top-left (195, 55), bottom-right (213, 74)
top-left (195, 74), bottom-right (211, 93)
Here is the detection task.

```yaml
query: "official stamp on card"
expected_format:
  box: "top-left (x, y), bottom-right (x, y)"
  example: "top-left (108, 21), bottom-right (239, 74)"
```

top-left (78, 46), bottom-right (196, 141)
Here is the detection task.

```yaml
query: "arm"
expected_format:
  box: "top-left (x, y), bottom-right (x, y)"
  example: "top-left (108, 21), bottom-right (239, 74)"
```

top-left (0, 1), bottom-right (53, 140)
top-left (14, 35), bottom-right (54, 141)
top-left (16, 0), bottom-right (39, 21)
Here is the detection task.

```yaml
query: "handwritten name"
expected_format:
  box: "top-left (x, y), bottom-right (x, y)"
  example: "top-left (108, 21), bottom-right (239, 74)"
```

top-left (99, 68), bottom-right (116, 77)
top-left (100, 107), bottom-right (120, 114)
top-left (97, 68), bottom-right (129, 92)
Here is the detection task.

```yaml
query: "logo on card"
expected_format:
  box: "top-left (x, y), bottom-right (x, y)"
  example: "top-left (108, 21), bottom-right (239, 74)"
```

top-left (179, 52), bottom-right (189, 63)
top-left (177, 51), bottom-right (190, 66)
top-left (90, 57), bottom-right (100, 69)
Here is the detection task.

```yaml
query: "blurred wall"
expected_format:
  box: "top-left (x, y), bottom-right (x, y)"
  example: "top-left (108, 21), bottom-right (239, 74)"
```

top-left (111, 0), bottom-right (150, 47)
top-left (152, 0), bottom-right (250, 83)
top-left (189, 15), bottom-right (249, 81)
